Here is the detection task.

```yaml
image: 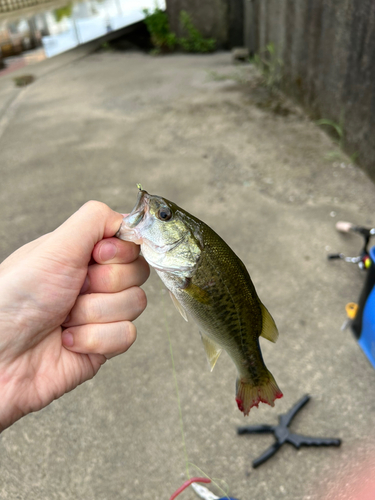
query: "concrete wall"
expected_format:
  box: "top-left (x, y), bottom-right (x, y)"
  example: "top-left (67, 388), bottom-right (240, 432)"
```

top-left (245, 0), bottom-right (375, 180)
top-left (166, 0), bottom-right (228, 46)
top-left (166, 0), bottom-right (244, 48)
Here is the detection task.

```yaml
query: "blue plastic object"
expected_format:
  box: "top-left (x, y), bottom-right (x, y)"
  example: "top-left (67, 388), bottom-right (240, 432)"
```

top-left (356, 246), bottom-right (375, 368)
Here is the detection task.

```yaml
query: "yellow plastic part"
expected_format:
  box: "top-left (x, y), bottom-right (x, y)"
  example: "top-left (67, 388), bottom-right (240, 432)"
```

top-left (345, 302), bottom-right (358, 320)
top-left (364, 256), bottom-right (372, 269)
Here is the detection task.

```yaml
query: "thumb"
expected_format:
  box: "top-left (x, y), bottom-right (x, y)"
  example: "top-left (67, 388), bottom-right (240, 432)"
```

top-left (52, 201), bottom-right (123, 265)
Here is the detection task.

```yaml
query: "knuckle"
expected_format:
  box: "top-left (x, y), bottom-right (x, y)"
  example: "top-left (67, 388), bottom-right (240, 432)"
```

top-left (77, 293), bottom-right (104, 324)
top-left (82, 200), bottom-right (108, 214)
top-left (97, 264), bottom-right (118, 291)
top-left (84, 295), bottom-right (103, 323)
top-left (124, 321), bottom-right (137, 346)
top-left (140, 257), bottom-right (151, 281)
top-left (84, 328), bottom-right (101, 352)
top-left (132, 286), bottom-right (147, 314)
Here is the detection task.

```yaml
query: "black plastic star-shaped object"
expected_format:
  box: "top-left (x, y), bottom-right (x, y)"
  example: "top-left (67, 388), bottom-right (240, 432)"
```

top-left (237, 394), bottom-right (341, 468)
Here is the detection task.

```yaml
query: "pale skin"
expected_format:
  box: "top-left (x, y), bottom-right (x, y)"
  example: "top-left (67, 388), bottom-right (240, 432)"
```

top-left (0, 201), bottom-right (150, 433)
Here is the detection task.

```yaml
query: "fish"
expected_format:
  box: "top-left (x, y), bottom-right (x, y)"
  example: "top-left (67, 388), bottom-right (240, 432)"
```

top-left (116, 186), bottom-right (282, 415)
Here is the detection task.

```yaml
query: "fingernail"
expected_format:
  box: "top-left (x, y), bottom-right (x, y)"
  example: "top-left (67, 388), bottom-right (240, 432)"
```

top-left (62, 331), bottom-right (74, 347)
top-left (80, 275), bottom-right (90, 294)
top-left (99, 241), bottom-right (117, 262)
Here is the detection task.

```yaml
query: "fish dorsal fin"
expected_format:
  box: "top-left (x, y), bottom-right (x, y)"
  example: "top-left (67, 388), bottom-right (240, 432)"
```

top-left (169, 291), bottom-right (188, 322)
top-left (200, 332), bottom-right (222, 371)
top-left (260, 303), bottom-right (279, 343)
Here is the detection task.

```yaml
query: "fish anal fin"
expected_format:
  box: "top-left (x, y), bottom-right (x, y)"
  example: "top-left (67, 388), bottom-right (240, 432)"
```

top-left (260, 303), bottom-right (279, 343)
top-left (169, 291), bottom-right (188, 322)
top-left (200, 332), bottom-right (222, 372)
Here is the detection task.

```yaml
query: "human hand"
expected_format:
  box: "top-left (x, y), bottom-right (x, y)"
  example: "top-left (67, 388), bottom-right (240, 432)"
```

top-left (0, 201), bottom-right (149, 433)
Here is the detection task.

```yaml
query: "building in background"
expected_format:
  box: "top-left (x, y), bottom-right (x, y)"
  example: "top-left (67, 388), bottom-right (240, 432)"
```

top-left (0, 0), bottom-right (163, 70)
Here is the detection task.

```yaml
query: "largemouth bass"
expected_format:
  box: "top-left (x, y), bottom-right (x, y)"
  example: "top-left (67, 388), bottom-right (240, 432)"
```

top-left (116, 187), bottom-right (282, 415)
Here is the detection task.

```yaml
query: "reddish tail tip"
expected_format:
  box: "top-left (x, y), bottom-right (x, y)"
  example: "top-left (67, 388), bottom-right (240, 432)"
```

top-left (236, 374), bottom-right (282, 416)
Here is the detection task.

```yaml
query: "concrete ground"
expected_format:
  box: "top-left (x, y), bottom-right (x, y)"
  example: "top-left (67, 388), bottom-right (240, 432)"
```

top-left (1, 46), bottom-right (375, 500)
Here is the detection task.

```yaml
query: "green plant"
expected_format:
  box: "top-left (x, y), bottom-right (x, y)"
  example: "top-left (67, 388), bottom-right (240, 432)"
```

top-left (206, 69), bottom-right (247, 85)
top-left (316, 118), bottom-right (344, 149)
top-left (100, 41), bottom-right (112, 51)
top-left (251, 42), bottom-right (283, 89)
top-left (178, 11), bottom-right (216, 53)
top-left (54, 3), bottom-right (73, 22)
top-left (143, 7), bottom-right (177, 52)
top-left (13, 75), bottom-right (35, 87)
top-left (317, 113), bottom-right (344, 160)
top-left (316, 113), bottom-right (358, 162)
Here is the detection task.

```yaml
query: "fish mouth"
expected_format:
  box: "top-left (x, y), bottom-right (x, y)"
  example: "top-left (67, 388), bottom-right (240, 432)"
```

top-left (125, 188), bottom-right (149, 228)
top-left (116, 188), bottom-right (150, 243)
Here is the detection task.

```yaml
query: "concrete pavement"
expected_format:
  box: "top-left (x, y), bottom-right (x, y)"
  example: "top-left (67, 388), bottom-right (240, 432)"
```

top-left (0, 48), bottom-right (375, 500)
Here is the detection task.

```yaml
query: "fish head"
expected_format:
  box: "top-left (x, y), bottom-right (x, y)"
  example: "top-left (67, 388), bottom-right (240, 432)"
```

top-left (116, 187), bottom-right (202, 276)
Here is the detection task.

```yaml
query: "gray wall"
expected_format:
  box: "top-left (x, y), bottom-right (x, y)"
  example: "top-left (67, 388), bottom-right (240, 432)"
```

top-left (245, 0), bottom-right (375, 180)
top-left (166, 0), bottom-right (244, 48)
top-left (166, 0), bottom-right (228, 46)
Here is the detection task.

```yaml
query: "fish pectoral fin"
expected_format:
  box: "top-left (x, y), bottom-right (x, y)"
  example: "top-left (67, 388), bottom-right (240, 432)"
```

top-left (169, 291), bottom-right (188, 322)
top-left (260, 303), bottom-right (279, 343)
top-left (200, 332), bottom-right (222, 372)
top-left (182, 281), bottom-right (211, 305)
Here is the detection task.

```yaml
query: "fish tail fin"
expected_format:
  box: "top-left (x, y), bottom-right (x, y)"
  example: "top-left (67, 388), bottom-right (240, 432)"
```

top-left (235, 371), bottom-right (283, 416)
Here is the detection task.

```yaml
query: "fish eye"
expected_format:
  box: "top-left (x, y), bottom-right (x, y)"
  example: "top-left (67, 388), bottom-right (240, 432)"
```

top-left (157, 207), bottom-right (172, 221)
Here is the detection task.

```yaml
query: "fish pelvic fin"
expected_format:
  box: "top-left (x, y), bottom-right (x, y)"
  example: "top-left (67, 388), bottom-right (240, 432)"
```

top-left (169, 291), bottom-right (188, 322)
top-left (235, 371), bottom-right (283, 416)
top-left (260, 303), bottom-right (279, 343)
top-left (200, 332), bottom-right (222, 371)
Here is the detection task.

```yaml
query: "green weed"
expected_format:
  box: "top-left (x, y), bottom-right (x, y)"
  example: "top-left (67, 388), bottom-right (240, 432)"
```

top-left (178, 11), bottom-right (216, 53)
top-left (142, 7), bottom-right (216, 54)
top-left (206, 70), bottom-right (247, 84)
top-left (13, 75), bottom-right (34, 87)
top-left (251, 42), bottom-right (283, 89)
top-left (316, 118), bottom-right (344, 149)
top-left (100, 41), bottom-right (112, 51)
top-left (54, 3), bottom-right (73, 22)
top-left (142, 7), bottom-right (177, 52)
top-left (317, 113), bottom-right (358, 162)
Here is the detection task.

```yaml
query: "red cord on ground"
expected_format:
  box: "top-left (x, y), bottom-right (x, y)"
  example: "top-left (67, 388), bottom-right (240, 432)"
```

top-left (169, 477), bottom-right (211, 500)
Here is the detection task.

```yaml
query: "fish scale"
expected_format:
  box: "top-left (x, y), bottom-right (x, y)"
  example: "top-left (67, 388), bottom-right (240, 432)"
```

top-left (116, 187), bottom-right (282, 415)
top-left (159, 225), bottom-right (268, 387)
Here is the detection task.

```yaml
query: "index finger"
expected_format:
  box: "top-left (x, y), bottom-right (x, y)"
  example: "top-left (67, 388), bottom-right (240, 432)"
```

top-left (92, 238), bottom-right (140, 265)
